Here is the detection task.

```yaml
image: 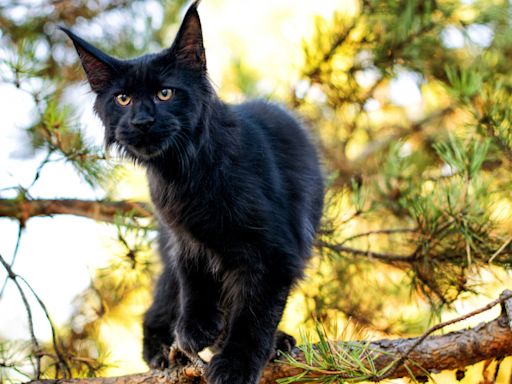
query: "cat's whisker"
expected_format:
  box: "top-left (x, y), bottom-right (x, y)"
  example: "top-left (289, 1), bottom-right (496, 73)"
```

top-left (171, 132), bottom-right (187, 179)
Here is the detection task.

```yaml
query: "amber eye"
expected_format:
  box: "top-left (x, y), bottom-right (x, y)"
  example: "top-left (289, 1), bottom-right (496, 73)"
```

top-left (156, 88), bottom-right (173, 101)
top-left (115, 94), bottom-right (132, 106)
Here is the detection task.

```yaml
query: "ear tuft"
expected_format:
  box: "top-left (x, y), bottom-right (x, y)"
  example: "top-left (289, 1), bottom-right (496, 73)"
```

top-left (60, 26), bottom-right (120, 92)
top-left (170, 1), bottom-right (206, 72)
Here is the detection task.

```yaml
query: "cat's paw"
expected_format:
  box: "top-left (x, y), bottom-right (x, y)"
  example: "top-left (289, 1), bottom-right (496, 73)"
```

top-left (143, 326), bottom-right (173, 370)
top-left (206, 354), bottom-right (259, 384)
top-left (148, 348), bottom-right (170, 370)
top-left (271, 330), bottom-right (296, 360)
top-left (175, 311), bottom-right (224, 354)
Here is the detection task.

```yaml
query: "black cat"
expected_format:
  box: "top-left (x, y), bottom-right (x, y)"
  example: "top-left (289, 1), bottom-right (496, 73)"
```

top-left (61, 2), bottom-right (323, 383)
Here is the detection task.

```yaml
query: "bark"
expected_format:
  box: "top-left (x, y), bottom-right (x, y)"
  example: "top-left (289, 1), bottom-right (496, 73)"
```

top-left (0, 198), bottom-right (152, 224)
top-left (29, 314), bottom-right (512, 384)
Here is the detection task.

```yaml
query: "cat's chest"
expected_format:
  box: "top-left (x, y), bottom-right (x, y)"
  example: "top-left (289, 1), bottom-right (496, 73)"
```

top-left (149, 180), bottom-right (181, 218)
top-left (149, 178), bottom-right (208, 229)
top-left (147, 173), bottom-right (220, 243)
top-left (149, 177), bottom-right (220, 266)
top-left (147, 168), bottom-right (253, 255)
top-left (148, 170), bottom-right (194, 216)
top-left (168, 224), bottom-right (223, 274)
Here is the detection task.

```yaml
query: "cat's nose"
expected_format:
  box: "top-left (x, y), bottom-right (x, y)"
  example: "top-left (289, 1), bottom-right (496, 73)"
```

top-left (131, 114), bottom-right (155, 131)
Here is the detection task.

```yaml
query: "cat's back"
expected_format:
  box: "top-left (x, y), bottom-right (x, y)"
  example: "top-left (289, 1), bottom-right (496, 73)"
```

top-left (232, 100), bottom-right (321, 182)
top-left (233, 100), bottom-right (319, 166)
top-left (232, 99), bottom-right (324, 251)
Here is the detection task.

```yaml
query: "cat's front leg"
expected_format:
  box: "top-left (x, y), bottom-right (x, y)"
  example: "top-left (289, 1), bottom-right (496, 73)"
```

top-left (207, 272), bottom-right (292, 384)
top-left (143, 263), bottom-right (180, 369)
top-left (174, 259), bottom-right (224, 355)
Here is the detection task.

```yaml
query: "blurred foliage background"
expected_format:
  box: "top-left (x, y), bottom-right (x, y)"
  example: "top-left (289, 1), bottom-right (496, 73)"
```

top-left (1, 0), bottom-right (512, 383)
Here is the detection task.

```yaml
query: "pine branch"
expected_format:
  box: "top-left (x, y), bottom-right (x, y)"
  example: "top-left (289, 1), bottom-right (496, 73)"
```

top-left (316, 239), bottom-right (416, 265)
top-left (27, 291), bottom-right (512, 384)
top-left (0, 198), bottom-right (152, 224)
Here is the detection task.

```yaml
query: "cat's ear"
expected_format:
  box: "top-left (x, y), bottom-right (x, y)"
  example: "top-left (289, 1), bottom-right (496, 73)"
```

top-left (169, 1), bottom-right (206, 72)
top-left (60, 27), bottom-right (121, 92)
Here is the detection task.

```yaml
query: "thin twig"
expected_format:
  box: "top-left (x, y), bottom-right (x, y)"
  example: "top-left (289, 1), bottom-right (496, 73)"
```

top-left (0, 253), bottom-right (42, 378)
top-left (339, 210), bottom-right (362, 226)
top-left (26, 150), bottom-right (55, 191)
top-left (305, 22), bottom-right (357, 80)
top-left (316, 239), bottom-right (416, 263)
top-left (0, 220), bottom-right (23, 298)
top-left (18, 275), bottom-right (72, 378)
top-left (494, 356), bottom-right (504, 382)
top-left (488, 236), bottom-right (512, 264)
top-left (340, 228), bottom-right (418, 246)
top-left (373, 289), bottom-right (512, 381)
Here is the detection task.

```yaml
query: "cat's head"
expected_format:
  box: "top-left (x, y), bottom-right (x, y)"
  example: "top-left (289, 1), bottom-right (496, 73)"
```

top-left (61, 1), bottom-right (211, 161)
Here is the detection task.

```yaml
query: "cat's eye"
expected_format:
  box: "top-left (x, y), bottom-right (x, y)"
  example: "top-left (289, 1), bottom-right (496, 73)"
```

top-left (157, 88), bottom-right (173, 101)
top-left (115, 94), bottom-right (132, 107)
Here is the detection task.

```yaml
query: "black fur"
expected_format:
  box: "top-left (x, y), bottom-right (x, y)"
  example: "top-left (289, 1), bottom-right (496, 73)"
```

top-left (61, 2), bottom-right (323, 383)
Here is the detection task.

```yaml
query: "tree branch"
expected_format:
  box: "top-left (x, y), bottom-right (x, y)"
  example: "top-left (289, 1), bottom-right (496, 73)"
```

top-left (0, 198), bottom-right (152, 223)
top-left (316, 239), bottom-right (416, 266)
top-left (28, 292), bottom-right (512, 384)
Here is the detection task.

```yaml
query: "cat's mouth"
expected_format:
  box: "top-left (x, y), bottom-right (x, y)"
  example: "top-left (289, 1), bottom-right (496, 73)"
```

top-left (117, 130), bottom-right (174, 160)
top-left (128, 139), bottom-right (174, 160)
